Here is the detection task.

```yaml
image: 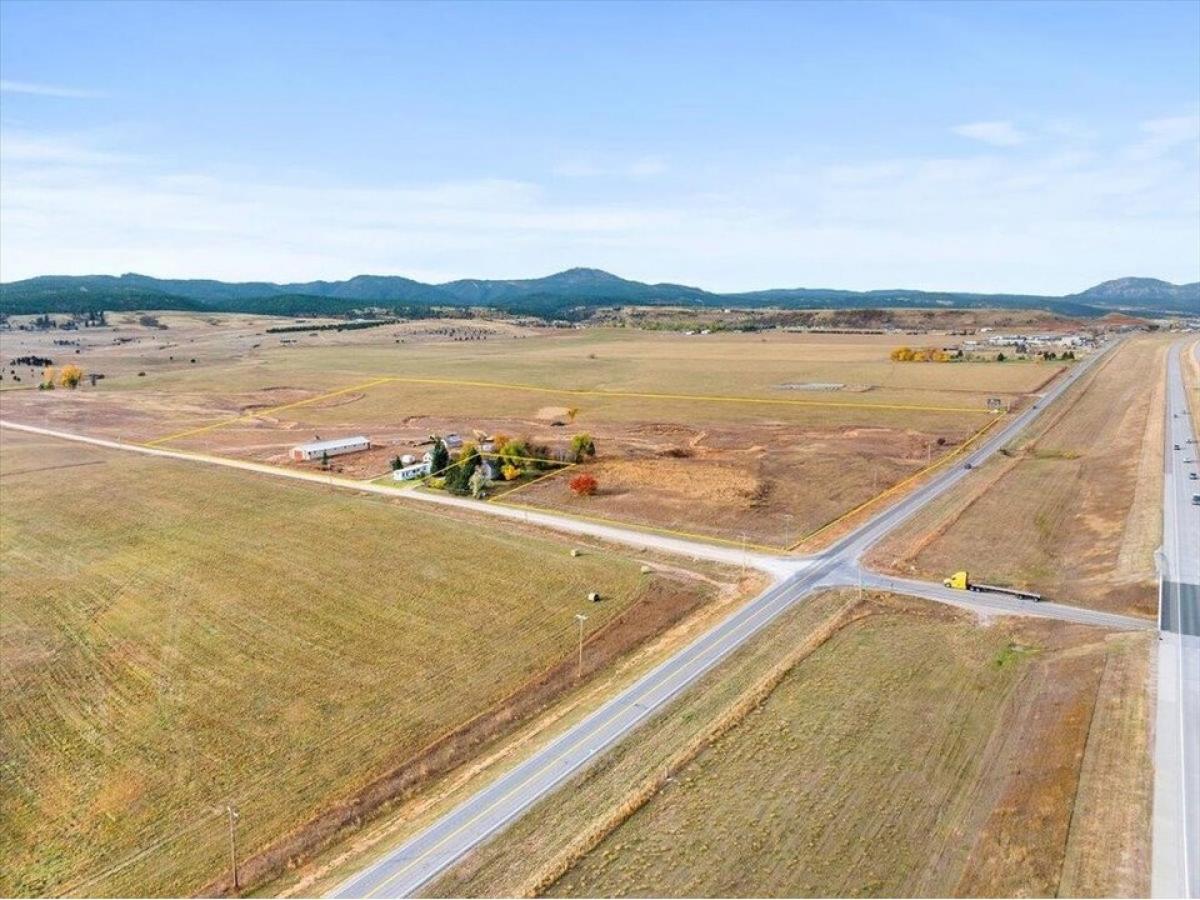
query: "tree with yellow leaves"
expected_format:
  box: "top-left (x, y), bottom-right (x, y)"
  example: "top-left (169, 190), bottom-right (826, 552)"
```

top-left (59, 364), bottom-right (84, 389)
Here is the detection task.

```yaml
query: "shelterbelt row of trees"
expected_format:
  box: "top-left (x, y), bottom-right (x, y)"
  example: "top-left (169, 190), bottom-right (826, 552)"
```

top-left (890, 345), bottom-right (1077, 363)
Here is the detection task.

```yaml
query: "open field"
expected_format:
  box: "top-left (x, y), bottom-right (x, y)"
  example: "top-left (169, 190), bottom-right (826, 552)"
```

top-left (429, 591), bottom-right (1153, 898)
top-left (2, 314), bottom-right (1069, 548)
top-left (0, 428), bottom-right (739, 897)
top-left (592, 304), bottom-right (1105, 334)
top-left (867, 334), bottom-right (1170, 618)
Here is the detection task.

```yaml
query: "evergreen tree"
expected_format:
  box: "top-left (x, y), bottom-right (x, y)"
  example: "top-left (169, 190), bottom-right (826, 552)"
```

top-left (430, 439), bottom-right (450, 475)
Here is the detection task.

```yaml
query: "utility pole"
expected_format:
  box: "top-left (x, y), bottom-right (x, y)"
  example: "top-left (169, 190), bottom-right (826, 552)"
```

top-left (226, 805), bottom-right (240, 893)
top-left (574, 613), bottom-right (588, 679)
top-left (740, 532), bottom-right (747, 576)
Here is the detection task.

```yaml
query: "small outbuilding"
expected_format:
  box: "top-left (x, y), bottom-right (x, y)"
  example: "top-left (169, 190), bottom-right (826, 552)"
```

top-left (290, 435), bottom-right (370, 462)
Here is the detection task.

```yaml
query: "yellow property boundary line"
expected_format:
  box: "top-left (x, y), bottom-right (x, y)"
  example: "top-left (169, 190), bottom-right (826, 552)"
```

top-left (374, 375), bottom-right (996, 415)
top-left (138, 369), bottom-right (1005, 554)
top-left (489, 496), bottom-right (786, 555)
top-left (488, 459), bottom-right (579, 497)
top-left (143, 377), bottom-right (395, 446)
top-left (785, 413), bottom-right (1003, 550)
top-left (143, 369), bottom-right (999, 448)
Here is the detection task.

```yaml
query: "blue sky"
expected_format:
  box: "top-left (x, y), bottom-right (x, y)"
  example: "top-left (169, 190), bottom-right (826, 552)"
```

top-left (1, 0), bottom-right (1197, 292)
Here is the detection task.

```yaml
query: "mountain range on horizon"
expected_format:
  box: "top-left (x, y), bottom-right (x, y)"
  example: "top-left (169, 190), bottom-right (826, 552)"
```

top-left (1, 269), bottom-right (1196, 319)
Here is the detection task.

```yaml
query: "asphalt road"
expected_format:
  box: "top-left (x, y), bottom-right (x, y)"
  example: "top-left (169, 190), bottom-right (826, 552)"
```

top-left (1152, 340), bottom-right (1200, 898)
top-left (0, 338), bottom-right (1145, 898)
top-left (843, 569), bottom-right (1151, 631)
top-left (331, 339), bottom-right (1126, 898)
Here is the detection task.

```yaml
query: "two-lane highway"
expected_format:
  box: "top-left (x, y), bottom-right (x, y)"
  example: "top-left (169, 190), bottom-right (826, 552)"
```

top-left (332, 339), bottom-right (1122, 898)
top-left (1153, 340), bottom-right (1200, 898)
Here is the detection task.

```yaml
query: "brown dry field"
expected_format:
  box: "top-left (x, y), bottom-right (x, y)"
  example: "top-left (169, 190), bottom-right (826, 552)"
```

top-left (428, 590), bottom-right (1153, 899)
top-left (1185, 337), bottom-right (1200, 442)
top-left (866, 334), bottom-right (1170, 618)
top-left (2, 313), bottom-right (1068, 548)
top-left (0, 428), bottom-right (750, 897)
top-left (595, 304), bottom-right (1105, 334)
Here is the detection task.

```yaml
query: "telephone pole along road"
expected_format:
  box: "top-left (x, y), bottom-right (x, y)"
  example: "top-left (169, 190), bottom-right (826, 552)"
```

top-left (0, 337), bottom-right (1159, 899)
top-left (330, 338), bottom-right (1144, 899)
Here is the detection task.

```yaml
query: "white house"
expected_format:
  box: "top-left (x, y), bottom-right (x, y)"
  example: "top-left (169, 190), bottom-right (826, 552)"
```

top-left (393, 461), bottom-right (431, 481)
top-left (290, 435), bottom-right (370, 462)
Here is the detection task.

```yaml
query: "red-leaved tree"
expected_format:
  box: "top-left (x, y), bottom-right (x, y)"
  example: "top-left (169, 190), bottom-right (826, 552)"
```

top-left (569, 473), bottom-right (598, 496)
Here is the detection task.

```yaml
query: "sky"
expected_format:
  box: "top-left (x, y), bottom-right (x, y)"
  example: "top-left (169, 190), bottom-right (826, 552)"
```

top-left (1, 0), bottom-right (1198, 293)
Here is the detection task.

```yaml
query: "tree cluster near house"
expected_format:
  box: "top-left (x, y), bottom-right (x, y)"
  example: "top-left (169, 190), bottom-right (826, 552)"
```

top-left (422, 432), bottom-right (598, 497)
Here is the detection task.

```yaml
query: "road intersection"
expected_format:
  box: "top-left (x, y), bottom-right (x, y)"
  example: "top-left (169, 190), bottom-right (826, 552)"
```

top-left (3, 335), bottom-right (1188, 898)
top-left (330, 337), bottom-right (1152, 898)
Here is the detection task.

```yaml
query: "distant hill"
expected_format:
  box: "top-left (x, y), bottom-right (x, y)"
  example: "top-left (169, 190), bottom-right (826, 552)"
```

top-left (1070, 277), bottom-right (1199, 313)
top-left (1, 268), bottom-right (1195, 319)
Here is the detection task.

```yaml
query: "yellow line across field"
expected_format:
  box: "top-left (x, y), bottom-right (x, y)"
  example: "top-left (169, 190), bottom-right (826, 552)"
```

top-left (375, 375), bottom-right (995, 415)
top-left (143, 377), bottom-right (396, 446)
top-left (786, 413), bottom-right (1003, 550)
top-left (489, 495), bottom-right (787, 554)
top-left (134, 369), bottom-right (1005, 555)
top-left (489, 460), bottom-right (580, 497)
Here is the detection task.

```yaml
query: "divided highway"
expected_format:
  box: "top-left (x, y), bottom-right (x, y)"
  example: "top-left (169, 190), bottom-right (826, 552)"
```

top-left (1153, 341), bottom-right (1200, 899)
top-left (331, 339), bottom-right (1128, 898)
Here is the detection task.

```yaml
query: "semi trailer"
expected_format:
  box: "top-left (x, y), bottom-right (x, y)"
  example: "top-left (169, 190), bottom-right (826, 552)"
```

top-left (942, 570), bottom-right (1042, 602)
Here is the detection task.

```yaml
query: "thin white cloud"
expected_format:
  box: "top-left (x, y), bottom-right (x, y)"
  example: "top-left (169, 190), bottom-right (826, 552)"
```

top-left (951, 120), bottom-right (1029, 147)
top-left (628, 156), bottom-right (667, 177)
top-left (0, 79), bottom-right (105, 99)
top-left (552, 160), bottom-right (604, 177)
top-left (1126, 115), bottom-right (1200, 160)
top-left (553, 156), bottom-right (668, 178)
top-left (1, 119), bottom-right (1196, 292)
top-left (0, 131), bottom-right (136, 166)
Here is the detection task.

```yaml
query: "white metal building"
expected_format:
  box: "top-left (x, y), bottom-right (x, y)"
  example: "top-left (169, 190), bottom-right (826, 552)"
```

top-left (290, 436), bottom-right (370, 462)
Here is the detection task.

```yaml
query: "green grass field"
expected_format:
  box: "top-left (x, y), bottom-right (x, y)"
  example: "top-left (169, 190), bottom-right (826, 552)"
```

top-left (0, 429), bottom-right (697, 897)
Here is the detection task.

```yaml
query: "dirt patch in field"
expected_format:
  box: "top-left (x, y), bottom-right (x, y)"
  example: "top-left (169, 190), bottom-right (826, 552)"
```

top-left (589, 458), bottom-right (761, 506)
top-left (504, 423), bottom-right (967, 548)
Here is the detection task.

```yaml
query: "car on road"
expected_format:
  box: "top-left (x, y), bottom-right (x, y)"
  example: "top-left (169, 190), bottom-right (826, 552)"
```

top-left (1193, 493), bottom-right (1200, 506)
top-left (1175, 444), bottom-right (1182, 450)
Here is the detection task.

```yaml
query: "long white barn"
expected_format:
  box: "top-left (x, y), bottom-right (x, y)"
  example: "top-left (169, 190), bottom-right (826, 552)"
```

top-left (289, 436), bottom-right (370, 462)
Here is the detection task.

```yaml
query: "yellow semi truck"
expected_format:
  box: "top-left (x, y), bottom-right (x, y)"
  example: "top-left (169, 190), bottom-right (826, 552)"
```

top-left (943, 570), bottom-right (1042, 602)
